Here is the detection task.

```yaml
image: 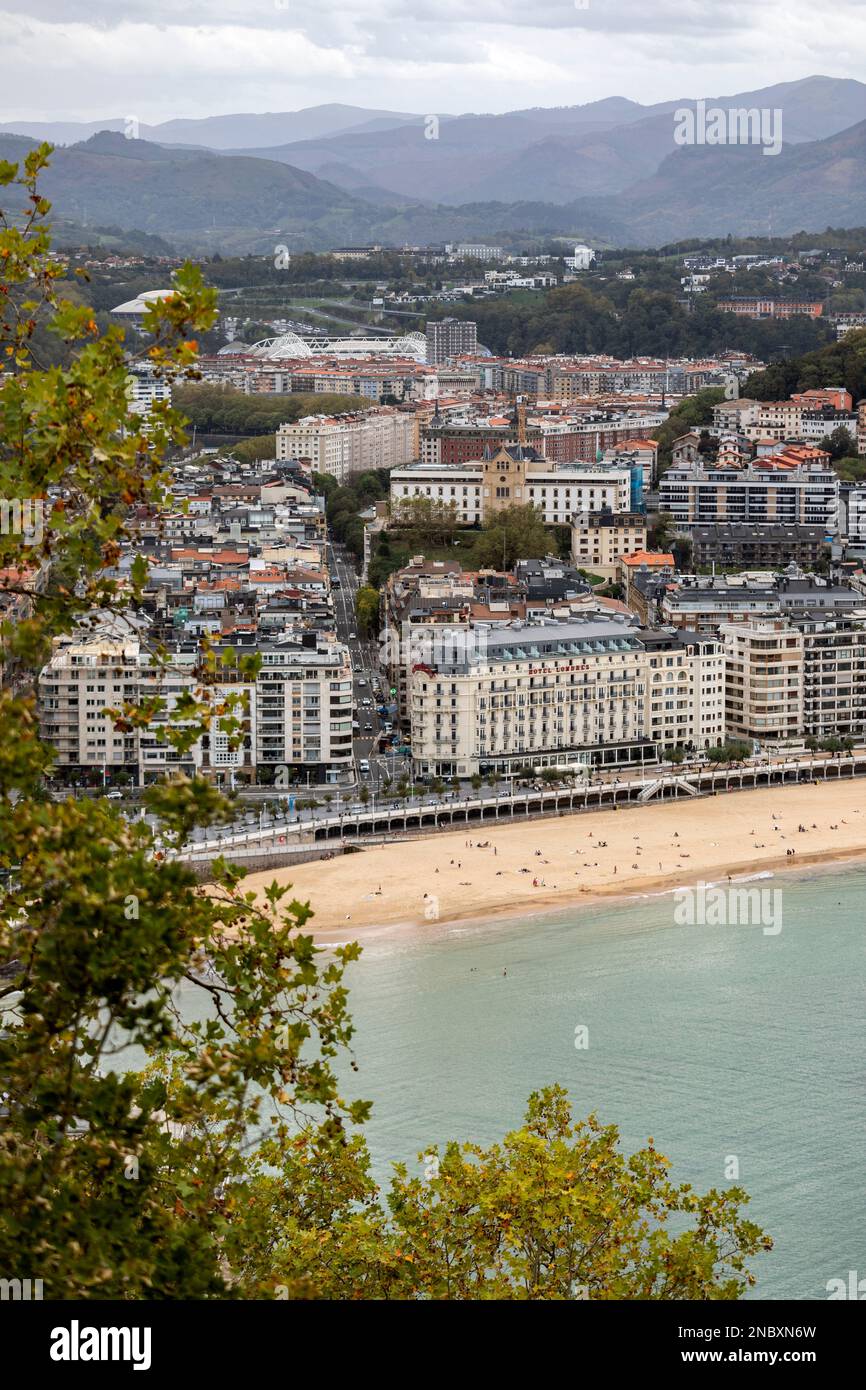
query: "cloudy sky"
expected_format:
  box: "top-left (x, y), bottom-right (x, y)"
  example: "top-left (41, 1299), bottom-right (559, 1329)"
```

top-left (2, 0), bottom-right (865, 122)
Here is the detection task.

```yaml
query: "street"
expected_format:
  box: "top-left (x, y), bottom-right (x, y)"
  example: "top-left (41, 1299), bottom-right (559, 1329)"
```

top-left (328, 541), bottom-right (403, 789)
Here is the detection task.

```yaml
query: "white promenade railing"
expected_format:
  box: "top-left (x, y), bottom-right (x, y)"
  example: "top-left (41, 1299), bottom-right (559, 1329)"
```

top-left (168, 752), bottom-right (866, 863)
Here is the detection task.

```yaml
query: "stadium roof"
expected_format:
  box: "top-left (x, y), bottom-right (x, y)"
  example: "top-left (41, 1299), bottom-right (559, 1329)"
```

top-left (248, 330), bottom-right (428, 363)
top-left (110, 289), bottom-right (175, 316)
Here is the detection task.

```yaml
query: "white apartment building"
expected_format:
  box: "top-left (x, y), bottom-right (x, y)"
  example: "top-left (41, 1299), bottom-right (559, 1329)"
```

top-left (39, 634), bottom-right (146, 776)
top-left (712, 396), bottom-right (859, 449)
top-left (721, 613), bottom-right (866, 744)
top-left (37, 635), bottom-right (227, 781)
top-left (743, 407), bottom-right (858, 445)
top-left (407, 617), bottom-right (723, 777)
top-left (254, 642), bottom-right (353, 780)
top-left (721, 622), bottom-right (804, 742)
top-left (660, 461), bottom-right (840, 530)
top-left (571, 510), bottom-right (648, 580)
top-left (450, 244), bottom-right (502, 262)
top-left (276, 411), bottom-right (417, 483)
top-left (565, 244), bottom-right (596, 271)
top-left (642, 631), bottom-right (725, 753)
top-left (125, 369), bottom-right (172, 427)
top-left (843, 485), bottom-right (866, 542)
top-left (390, 454), bottom-right (632, 526)
top-left (39, 632), bottom-right (353, 784)
top-left (711, 399), bottom-right (761, 432)
top-left (797, 615), bottom-right (866, 740)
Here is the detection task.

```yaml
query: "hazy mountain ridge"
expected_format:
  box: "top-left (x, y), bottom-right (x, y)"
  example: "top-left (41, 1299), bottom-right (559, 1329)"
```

top-left (226, 76), bottom-right (866, 206)
top-left (0, 104), bottom-right (426, 150)
top-left (5, 79), bottom-right (866, 252)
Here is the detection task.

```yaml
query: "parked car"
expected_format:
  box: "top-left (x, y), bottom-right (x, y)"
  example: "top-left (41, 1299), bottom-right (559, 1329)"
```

top-left (106, 789), bottom-right (123, 800)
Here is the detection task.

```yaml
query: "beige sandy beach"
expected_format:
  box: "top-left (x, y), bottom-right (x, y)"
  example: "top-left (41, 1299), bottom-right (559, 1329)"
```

top-left (240, 781), bottom-right (866, 939)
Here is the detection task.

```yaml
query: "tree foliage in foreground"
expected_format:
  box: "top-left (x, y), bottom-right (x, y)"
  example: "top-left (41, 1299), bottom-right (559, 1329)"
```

top-left (234, 1087), bottom-right (772, 1300)
top-left (0, 151), bottom-right (771, 1299)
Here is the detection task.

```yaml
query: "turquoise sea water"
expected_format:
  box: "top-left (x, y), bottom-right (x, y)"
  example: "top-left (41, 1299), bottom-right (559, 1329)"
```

top-left (330, 862), bottom-right (866, 1300)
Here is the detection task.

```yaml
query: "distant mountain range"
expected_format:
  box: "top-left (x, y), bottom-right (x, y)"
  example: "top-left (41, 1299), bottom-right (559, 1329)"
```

top-left (0, 104), bottom-right (428, 151)
top-left (5, 78), bottom-right (866, 252)
top-left (233, 78), bottom-right (866, 206)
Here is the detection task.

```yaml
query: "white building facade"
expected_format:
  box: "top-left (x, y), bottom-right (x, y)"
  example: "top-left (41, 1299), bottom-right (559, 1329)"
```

top-left (407, 618), bottom-right (724, 777)
top-left (276, 411), bottom-right (417, 483)
top-left (390, 459), bottom-right (633, 526)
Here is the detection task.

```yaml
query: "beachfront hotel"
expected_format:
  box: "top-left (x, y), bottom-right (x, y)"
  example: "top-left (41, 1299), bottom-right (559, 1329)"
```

top-left (407, 615), bottom-right (724, 778)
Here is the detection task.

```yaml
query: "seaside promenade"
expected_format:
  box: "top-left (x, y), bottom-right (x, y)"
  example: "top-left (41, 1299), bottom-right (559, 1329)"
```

top-left (179, 749), bottom-right (866, 864)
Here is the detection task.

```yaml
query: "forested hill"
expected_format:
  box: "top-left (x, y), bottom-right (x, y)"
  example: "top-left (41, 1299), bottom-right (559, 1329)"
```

top-left (440, 281), bottom-right (835, 360)
top-left (744, 329), bottom-right (866, 401)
